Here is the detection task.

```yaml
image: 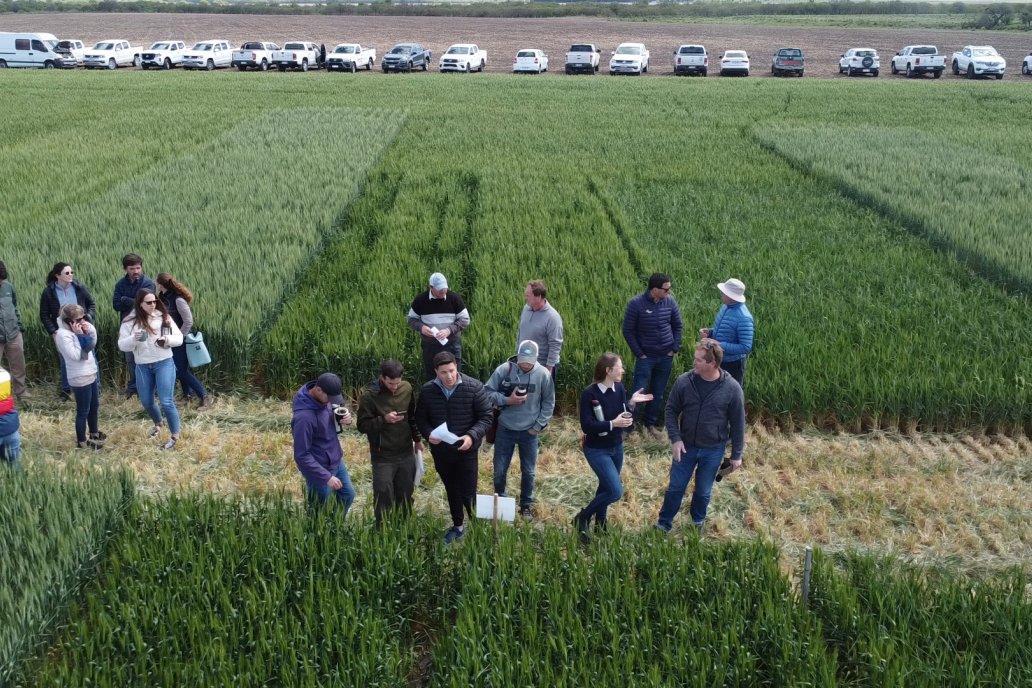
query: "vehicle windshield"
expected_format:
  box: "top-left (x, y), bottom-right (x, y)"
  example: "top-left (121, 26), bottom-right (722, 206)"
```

top-left (725, 51), bottom-right (747, 59)
top-left (389, 46), bottom-right (411, 54)
top-left (242, 43), bottom-right (264, 50)
top-left (192, 43), bottom-right (212, 51)
top-left (779, 49), bottom-right (802, 58)
top-left (972, 48), bottom-right (998, 57)
top-left (855, 50), bottom-right (875, 57)
top-left (570, 45), bottom-right (592, 52)
top-left (333, 45), bottom-right (356, 53)
top-left (913, 47), bottom-right (935, 55)
top-left (517, 51), bottom-right (536, 57)
top-left (447, 46), bottom-right (471, 55)
top-left (615, 46), bottom-right (642, 56)
top-left (284, 43), bottom-right (305, 50)
top-left (150, 43), bottom-right (170, 50)
top-left (43, 39), bottom-right (59, 50)
top-left (680, 46), bottom-right (704, 55)
top-left (94, 42), bottom-right (114, 50)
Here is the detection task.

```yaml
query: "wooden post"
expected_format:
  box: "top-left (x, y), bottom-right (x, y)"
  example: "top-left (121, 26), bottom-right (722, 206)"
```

top-left (493, 493), bottom-right (499, 533)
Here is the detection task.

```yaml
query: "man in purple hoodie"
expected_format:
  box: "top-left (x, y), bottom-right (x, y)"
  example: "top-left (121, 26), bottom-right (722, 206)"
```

top-left (291, 372), bottom-right (356, 511)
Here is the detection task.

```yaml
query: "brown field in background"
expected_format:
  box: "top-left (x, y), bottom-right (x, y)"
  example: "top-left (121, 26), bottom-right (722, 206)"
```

top-left (4, 12), bottom-right (1032, 78)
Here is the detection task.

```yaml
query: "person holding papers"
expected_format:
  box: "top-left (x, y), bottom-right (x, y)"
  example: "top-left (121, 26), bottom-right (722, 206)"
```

top-left (415, 351), bottom-right (493, 544)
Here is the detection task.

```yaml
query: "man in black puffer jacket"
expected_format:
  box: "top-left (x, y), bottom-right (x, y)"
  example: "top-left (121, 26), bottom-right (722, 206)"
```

top-left (415, 351), bottom-right (493, 544)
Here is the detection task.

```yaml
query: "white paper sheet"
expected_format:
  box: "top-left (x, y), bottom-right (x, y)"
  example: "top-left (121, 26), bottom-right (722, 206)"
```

top-left (476, 494), bottom-right (516, 521)
top-left (430, 422), bottom-right (461, 445)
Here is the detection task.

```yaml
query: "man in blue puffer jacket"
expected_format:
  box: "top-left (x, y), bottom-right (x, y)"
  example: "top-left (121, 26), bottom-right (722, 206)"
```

top-left (703, 278), bottom-right (754, 388)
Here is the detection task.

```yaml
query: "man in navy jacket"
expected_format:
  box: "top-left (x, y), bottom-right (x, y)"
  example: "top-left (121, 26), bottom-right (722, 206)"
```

top-left (292, 372), bottom-right (356, 511)
top-left (622, 272), bottom-right (683, 433)
top-left (111, 253), bottom-right (155, 399)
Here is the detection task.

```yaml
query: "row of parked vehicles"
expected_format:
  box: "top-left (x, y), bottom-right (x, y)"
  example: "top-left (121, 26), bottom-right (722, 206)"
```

top-left (0, 32), bottom-right (1025, 80)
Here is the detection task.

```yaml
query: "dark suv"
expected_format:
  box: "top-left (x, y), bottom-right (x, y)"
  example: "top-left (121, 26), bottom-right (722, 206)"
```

top-left (771, 48), bottom-right (804, 77)
top-left (381, 43), bottom-right (432, 73)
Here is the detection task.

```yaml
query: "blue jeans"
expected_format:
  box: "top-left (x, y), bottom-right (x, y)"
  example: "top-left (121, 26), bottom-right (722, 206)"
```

top-left (305, 462), bottom-right (356, 512)
top-left (58, 356), bottom-right (70, 393)
top-left (72, 379), bottom-right (100, 443)
top-left (0, 430), bottom-right (20, 468)
top-left (581, 444), bottom-right (624, 524)
top-left (136, 358), bottom-right (180, 435)
top-left (631, 354), bottom-right (674, 427)
top-left (493, 426), bottom-right (539, 507)
top-left (721, 358), bottom-right (746, 389)
top-left (656, 445), bottom-right (726, 530)
top-left (171, 344), bottom-right (207, 399)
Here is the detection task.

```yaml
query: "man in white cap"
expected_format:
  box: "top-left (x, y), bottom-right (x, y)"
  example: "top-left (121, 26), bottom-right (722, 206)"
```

top-left (484, 340), bottom-right (556, 519)
top-left (408, 272), bottom-right (470, 382)
top-left (701, 278), bottom-right (754, 387)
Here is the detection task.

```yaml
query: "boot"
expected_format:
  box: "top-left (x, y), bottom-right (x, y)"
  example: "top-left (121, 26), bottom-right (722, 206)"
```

top-left (572, 511), bottom-right (590, 544)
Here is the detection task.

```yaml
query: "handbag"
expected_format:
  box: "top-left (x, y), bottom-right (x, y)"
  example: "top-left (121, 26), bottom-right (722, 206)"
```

top-left (485, 408), bottom-right (501, 444)
top-left (183, 332), bottom-right (211, 369)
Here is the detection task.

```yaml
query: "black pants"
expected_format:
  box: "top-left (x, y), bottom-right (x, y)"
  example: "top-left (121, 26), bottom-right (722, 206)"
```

top-left (371, 457), bottom-right (416, 524)
top-left (431, 449), bottom-right (477, 527)
top-left (421, 340), bottom-right (462, 382)
top-left (720, 358), bottom-right (746, 389)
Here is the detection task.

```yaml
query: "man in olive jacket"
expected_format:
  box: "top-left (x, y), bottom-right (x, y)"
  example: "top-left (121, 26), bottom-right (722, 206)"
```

top-left (357, 359), bottom-right (423, 525)
top-left (415, 351), bottom-right (493, 543)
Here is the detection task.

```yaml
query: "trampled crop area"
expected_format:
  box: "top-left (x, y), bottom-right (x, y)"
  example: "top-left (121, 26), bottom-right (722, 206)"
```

top-left (3, 70), bottom-right (1029, 430)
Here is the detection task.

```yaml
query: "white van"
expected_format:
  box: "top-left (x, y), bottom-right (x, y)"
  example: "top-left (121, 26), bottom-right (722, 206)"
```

top-left (0, 32), bottom-right (75, 68)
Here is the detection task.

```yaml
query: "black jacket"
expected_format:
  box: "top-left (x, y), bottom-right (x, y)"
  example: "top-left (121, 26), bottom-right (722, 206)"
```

top-left (415, 374), bottom-right (493, 457)
top-left (39, 281), bottom-right (97, 336)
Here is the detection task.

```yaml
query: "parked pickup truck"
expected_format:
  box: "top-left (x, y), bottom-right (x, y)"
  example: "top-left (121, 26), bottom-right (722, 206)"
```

top-left (273, 42), bottom-right (324, 72)
top-left (326, 43), bottom-right (376, 72)
top-left (890, 46), bottom-right (944, 78)
top-left (232, 41), bottom-right (280, 71)
top-left (381, 43), bottom-right (432, 72)
top-left (609, 42), bottom-right (649, 76)
top-left (951, 45), bottom-right (1005, 79)
top-left (55, 39), bottom-right (85, 66)
top-left (82, 39), bottom-right (141, 69)
top-left (673, 44), bottom-right (708, 76)
top-left (565, 44), bottom-right (601, 74)
top-left (141, 41), bottom-right (186, 70)
top-left (439, 44), bottom-right (486, 73)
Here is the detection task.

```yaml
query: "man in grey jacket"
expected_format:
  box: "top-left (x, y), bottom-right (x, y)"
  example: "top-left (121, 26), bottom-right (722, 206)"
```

top-left (656, 339), bottom-right (745, 533)
top-left (485, 340), bottom-right (556, 518)
top-left (0, 262), bottom-right (27, 401)
top-left (516, 280), bottom-right (563, 379)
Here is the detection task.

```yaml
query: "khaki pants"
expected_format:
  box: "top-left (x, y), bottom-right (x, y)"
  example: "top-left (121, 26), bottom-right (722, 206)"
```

top-left (0, 333), bottom-right (26, 398)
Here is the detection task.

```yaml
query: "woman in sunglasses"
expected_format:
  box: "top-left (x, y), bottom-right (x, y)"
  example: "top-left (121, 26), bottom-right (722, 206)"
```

top-left (40, 262), bottom-right (97, 400)
top-left (117, 289), bottom-right (183, 450)
top-left (54, 303), bottom-right (105, 449)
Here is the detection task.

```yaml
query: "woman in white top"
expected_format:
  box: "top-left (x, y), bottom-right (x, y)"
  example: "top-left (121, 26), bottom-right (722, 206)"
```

top-left (54, 304), bottom-right (105, 449)
top-left (118, 290), bottom-right (183, 450)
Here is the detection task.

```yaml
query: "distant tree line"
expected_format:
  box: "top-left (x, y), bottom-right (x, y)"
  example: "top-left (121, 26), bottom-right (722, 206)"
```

top-left (1, 0), bottom-right (1030, 28)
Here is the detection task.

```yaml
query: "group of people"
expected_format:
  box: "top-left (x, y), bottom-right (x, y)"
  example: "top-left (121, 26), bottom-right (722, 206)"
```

top-left (0, 254), bottom-right (211, 455)
top-left (290, 271), bottom-right (755, 541)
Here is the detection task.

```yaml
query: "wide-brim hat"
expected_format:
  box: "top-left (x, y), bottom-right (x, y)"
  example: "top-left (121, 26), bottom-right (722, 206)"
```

top-left (717, 278), bottom-right (746, 303)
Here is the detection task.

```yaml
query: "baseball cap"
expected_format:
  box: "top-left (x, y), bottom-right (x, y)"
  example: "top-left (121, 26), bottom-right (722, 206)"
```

top-left (429, 272), bottom-right (448, 291)
top-left (517, 340), bottom-right (539, 364)
top-left (316, 372), bottom-right (345, 405)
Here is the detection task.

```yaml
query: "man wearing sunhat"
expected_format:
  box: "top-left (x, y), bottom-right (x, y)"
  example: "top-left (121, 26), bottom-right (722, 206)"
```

top-left (291, 372), bottom-right (356, 511)
top-left (701, 278), bottom-right (754, 388)
top-left (485, 340), bottom-right (556, 519)
top-left (407, 272), bottom-right (471, 382)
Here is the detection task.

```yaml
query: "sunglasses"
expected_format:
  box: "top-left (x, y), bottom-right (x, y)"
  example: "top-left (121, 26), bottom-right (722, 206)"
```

top-left (142, 300), bottom-right (157, 305)
top-left (73, 317), bottom-right (85, 323)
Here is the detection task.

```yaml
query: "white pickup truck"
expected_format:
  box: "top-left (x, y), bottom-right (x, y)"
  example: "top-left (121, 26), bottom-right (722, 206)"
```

top-left (439, 44), bottom-right (486, 73)
top-left (232, 41), bottom-right (280, 71)
top-left (565, 43), bottom-right (601, 75)
top-left (326, 43), bottom-right (376, 72)
top-left (890, 45), bottom-right (945, 78)
top-left (674, 44), bottom-right (708, 76)
top-left (609, 42), bottom-right (649, 76)
top-left (82, 40), bottom-right (141, 69)
top-left (273, 42), bottom-right (324, 72)
top-left (951, 45), bottom-right (1005, 79)
top-left (141, 41), bottom-right (186, 70)
top-left (55, 39), bottom-right (85, 66)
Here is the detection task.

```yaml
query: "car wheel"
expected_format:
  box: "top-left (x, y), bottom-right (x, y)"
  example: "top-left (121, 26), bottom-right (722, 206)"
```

top-left (382, 66), bottom-right (388, 73)
top-left (238, 65), bottom-right (246, 72)
top-left (261, 59), bottom-right (268, 72)
top-left (367, 59), bottom-right (373, 71)
top-left (996, 73), bottom-right (1003, 80)
top-left (933, 70), bottom-right (942, 79)
top-left (952, 60), bottom-right (960, 75)
top-left (872, 70), bottom-right (878, 77)
top-left (565, 66), bottom-right (571, 75)
top-left (133, 55), bottom-right (141, 68)
top-left (847, 67), bottom-right (854, 77)
top-left (478, 61), bottom-right (485, 72)
top-left (350, 62), bottom-right (357, 73)
top-left (301, 59), bottom-right (308, 72)
top-left (744, 70), bottom-right (749, 77)
top-left (609, 71), bottom-right (615, 76)
top-left (107, 58), bottom-right (116, 70)
top-left (464, 63), bottom-right (470, 73)
top-left (143, 63), bottom-right (151, 70)
top-left (421, 61), bottom-right (428, 71)
top-left (204, 59), bottom-right (213, 71)
top-left (164, 58), bottom-right (172, 70)
top-left (278, 65), bottom-right (286, 72)
top-left (967, 63), bottom-right (975, 79)
top-left (906, 65), bottom-right (913, 78)
top-left (890, 62), bottom-right (898, 75)
top-left (1023, 63), bottom-right (1030, 75)
top-left (43, 60), bottom-right (55, 69)
top-left (0, 60), bottom-right (7, 68)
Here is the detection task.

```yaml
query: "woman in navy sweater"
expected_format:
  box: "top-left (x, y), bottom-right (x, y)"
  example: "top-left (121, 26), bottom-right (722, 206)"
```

top-left (574, 352), bottom-right (651, 543)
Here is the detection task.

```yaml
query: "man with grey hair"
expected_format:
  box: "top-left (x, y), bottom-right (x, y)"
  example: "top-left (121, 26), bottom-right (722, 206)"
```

top-left (517, 279), bottom-right (563, 380)
top-left (408, 272), bottom-right (470, 381)
top-left (485, 340), bottom-right (556, 519)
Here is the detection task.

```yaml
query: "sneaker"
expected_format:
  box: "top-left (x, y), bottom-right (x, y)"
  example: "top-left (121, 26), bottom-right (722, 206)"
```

top-left (653, 524), bottom-right (670, 536)
top-left (59, 390), bottom-right (71, 402)
top-left (17, 390), bottom-right (33, 401)
top-left (124, 390), bottom-right (137, 400)
top-left (77, 439), bottom-right (103, 451)
top-left (443, 527), bottom-right (465, 544)
top-left (90, 431), bottom-right (108, 442)
top-left (160, 437), bottom-right (177, 451)
top-left (147, 425), bottom-right (161, 438)
top-left (198, 395), bottom-right (214, 410)
top-left (519, 505), bottom-right (534, 520)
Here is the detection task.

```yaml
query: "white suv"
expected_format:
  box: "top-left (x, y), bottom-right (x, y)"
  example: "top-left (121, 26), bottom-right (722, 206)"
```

top-left (181, 40), bottom-right (233, 71)
top-left (609, 43), bottom-right (649, 75)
